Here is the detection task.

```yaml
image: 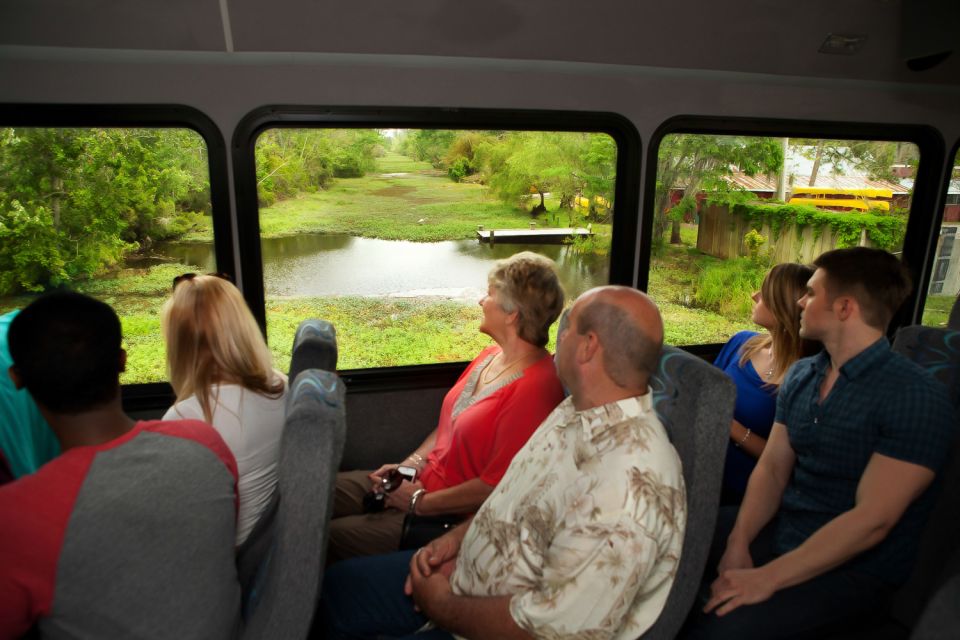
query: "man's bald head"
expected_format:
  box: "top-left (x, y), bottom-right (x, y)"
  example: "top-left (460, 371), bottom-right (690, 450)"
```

top-left (572, 286), bottom-right (663, 389)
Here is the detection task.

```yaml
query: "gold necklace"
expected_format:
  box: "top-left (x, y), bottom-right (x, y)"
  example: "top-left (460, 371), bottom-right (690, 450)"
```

top-left (481, 352), bottom-right (529, 385)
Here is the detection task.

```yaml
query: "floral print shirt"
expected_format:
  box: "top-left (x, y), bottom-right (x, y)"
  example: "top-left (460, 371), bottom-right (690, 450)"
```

top-left (450, 393), bottom-right (686, 640)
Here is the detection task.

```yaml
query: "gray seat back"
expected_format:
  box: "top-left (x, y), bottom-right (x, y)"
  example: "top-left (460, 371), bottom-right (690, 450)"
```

top-left (289, 319), bottom-right (338, 382)
top-left (890, 326), bottom-right (960, 628)
top-left (947, 296), bottom-right (960, 331)
top-left (641, 345), bottom-right (735, 639)
top-left (241, 369), bottom-right (346, 640)
top-left (910, 554), bottom-right (960, 639)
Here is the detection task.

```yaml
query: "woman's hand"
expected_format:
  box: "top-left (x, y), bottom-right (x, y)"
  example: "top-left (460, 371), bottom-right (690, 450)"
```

top-left (385, 479), bottom-right (424, 512)
top-left (367, 464), bottom-right (398, 491)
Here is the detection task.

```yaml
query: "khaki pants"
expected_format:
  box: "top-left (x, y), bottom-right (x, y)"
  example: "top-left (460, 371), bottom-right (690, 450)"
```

top-left (326, 469), bottom-right (405, 566)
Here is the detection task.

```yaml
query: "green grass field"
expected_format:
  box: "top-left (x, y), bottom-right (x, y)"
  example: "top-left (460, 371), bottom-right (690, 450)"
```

top-left (256, 171), bottom-right (570, 242)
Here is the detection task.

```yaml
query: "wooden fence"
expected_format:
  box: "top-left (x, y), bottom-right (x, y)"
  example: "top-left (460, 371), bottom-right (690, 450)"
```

top-left (696, 203), bottom-right (870, 263)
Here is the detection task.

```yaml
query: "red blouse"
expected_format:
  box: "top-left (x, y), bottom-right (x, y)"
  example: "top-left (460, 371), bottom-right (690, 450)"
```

top-left (418, 345), bottom-right (565, 492)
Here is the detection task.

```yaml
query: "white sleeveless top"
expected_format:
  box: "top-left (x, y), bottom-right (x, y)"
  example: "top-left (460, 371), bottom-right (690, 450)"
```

top-left (163, 372), bottom-right (287, 545)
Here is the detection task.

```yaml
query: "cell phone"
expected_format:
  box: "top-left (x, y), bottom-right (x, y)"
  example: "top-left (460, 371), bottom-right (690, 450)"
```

top-left (382, 465), bottom-right (418, 491)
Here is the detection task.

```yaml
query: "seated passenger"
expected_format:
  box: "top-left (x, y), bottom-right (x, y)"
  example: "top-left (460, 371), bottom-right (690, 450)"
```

top-left (327, 251), bottom-right (566, 563)
top-left (0, 292), bottom-right (240, 639)
top-left (162, 273), bottom-right (287, 546)
top-left (0, 309), bottom-right (59, 484)
top-left (713, 263), bottom-right (818, 504)
top-left (682, 247), bottom-right (957, 639)
top-left (319, 286), bottom-right (686, 640)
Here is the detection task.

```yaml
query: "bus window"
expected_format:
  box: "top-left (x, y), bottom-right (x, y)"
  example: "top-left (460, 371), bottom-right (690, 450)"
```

top-left (0, 127), bottom-right (215, 384)
top-left (647, 133), bottom-right (919, 345)
top-left (920, 149), bottom-right (960, 328)
top-left (251, 128), bottom-right (619, 370)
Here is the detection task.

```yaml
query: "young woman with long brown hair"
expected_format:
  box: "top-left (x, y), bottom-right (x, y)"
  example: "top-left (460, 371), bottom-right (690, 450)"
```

top-left (713, 262), bottom-right (820, 503)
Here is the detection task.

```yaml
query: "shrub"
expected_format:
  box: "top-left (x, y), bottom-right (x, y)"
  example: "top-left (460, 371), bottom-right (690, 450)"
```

top-left (693, 256), bottom-right (767, 320)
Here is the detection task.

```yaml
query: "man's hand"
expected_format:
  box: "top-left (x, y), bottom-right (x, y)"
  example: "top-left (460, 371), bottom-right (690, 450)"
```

top-left (404, 528), bottom-right (464, 598)
top-left (386, 480), bottom-right (423, 512)
top-left (406, 547), bottom-right (455, 617)
top-left (716, 539), bottom-right (753, 576)
top-left (704, 566), bottom-right (777, 616)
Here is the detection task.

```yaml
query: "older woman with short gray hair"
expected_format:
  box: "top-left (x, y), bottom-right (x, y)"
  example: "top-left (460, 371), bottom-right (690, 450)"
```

top-left (328, 251), bottom-right (567, 563)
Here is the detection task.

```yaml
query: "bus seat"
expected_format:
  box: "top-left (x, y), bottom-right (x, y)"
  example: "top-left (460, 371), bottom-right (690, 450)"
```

top-left (642, 345), bottom-right (735, 639)
top-left (240, 369), bottom-right (346, 639)
top-left (888, 326), bottom-right (960, 630)
top-left (289, 319), bottom-right (338, 382)
top-left (910, 560), bottom-right (960, 639)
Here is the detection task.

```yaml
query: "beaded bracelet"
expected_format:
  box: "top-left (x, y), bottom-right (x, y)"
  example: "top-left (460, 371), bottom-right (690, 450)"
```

top-left (736, 428), bottom-right (752, 448)
top-left (406, 452), bottom-right (424, 467)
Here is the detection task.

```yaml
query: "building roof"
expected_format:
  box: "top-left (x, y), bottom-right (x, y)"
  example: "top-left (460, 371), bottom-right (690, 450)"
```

top-left (724, 172), bottom-right (909, 194)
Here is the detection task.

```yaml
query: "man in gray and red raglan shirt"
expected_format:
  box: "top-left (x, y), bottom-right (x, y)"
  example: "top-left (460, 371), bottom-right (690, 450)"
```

top-left (0, 292), bottom-right (241, 640)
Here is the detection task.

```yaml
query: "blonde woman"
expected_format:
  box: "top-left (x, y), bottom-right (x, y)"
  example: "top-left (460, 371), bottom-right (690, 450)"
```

top-left (713, 262), bottom-right (820, 503)
top-left (162, 273), bottom-right (287, 545)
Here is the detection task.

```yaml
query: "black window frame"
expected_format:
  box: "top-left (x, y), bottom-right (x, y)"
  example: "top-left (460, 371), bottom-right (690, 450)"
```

top-left (232, 106), bottom-right (641, 391)
top-left (641, 116), bottom-right (946, 352)
top-left (919, 137), bottom-right (960, 320)
top-left (0, 104), bottom-right (234, 411)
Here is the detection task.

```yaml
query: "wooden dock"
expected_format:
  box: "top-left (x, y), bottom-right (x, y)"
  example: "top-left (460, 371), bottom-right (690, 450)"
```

top-left (476, 226), bottom-right (593, 245)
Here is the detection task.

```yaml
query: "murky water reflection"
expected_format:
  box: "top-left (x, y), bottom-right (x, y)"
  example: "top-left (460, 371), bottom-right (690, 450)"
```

top-left (154, 233), bottom-right (609, 302)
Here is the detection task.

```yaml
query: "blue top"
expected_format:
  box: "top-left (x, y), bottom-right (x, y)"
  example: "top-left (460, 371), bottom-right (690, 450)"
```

top-left (714, 330), bottom-right (778, 498)
top-left (774, 338), bottom-right (957, 585)
top-left (0, 310), bottom-right (60, 480)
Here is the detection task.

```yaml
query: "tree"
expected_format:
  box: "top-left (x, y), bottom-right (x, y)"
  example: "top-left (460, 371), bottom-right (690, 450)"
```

top-left (655, 134), bottom-right (783, 245)
top-left (443, 131), bottom-right (490, 182)
top-left (254, 129), bottom-right (383, 204)
top-left (404, 130), bottom-right (457, 169)
top-left (477, 131), bottom-right (615, 219)
top-left (0, 127), bottom-right (212, 293)
top-left (791, 139), bottom-right (904, 186)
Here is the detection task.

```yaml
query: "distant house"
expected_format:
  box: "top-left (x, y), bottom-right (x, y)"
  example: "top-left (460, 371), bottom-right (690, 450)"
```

top-left (900, 176), bottom-right (960, 222)
top-left (667, 146), bottom-right (913, 215)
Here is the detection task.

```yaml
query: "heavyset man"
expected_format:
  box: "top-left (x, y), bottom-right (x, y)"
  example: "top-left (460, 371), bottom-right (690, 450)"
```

top-left (320, 285), bottom-right (687, 639)
top-left (684, 247), bottom-right (956, 638)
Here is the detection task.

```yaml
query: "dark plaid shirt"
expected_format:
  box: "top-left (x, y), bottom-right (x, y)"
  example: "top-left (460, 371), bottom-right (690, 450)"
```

top-left (773, 338), bottom-right (956, 585)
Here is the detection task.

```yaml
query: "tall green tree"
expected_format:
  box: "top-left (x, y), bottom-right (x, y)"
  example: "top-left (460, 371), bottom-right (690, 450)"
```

top-left (0, 127), bottom-right (211, 294)
top-left (403, 130), bottom-right (457, 169)
top-left (477, 131), bottom-right (615, 219)
top-left (255, 129), bottom-right (383, 205)
top-left (791, 139), bottom-right (905, 185)
top-left (655, 134), bottom-right (783, 245)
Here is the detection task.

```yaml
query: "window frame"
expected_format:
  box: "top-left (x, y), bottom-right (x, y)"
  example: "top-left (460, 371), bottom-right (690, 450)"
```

top-left (231, 106), bottom-right (642, 388)
top-left (918, 137), bottom-right (960, 322)
top-left (0, 104), bottom-right (234, 410)
top-left (641, 116), bottom-right (946, 344)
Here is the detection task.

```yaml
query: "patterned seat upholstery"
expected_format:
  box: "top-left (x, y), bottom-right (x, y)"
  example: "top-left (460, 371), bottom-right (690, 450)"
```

top-left (240, 370), bottom-right (346, 639)
top-left (642, 345), bottom-right (735, 639)
top-left (889, 327), bottom-right (960, 630)
top-left (289, 319), bottom-right (338, 382)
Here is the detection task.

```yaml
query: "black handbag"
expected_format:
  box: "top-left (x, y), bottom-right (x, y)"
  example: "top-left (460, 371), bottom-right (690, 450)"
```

top-left (398, 513), bottom-right (464, 550)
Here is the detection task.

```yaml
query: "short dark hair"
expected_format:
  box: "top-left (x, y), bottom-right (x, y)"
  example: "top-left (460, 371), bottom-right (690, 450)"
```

top-left (813, 247), bottom-right (912, 330)
top-left (576, 300), bottom-right (662, 387)
top-left (8, 292), bottom-right (123, 413)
